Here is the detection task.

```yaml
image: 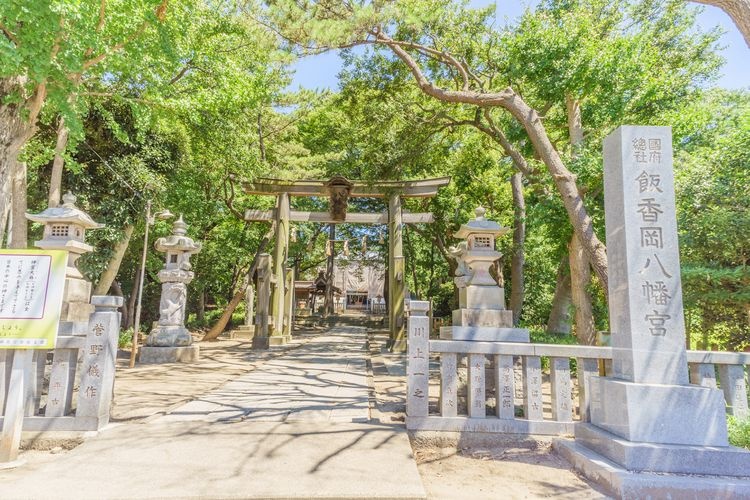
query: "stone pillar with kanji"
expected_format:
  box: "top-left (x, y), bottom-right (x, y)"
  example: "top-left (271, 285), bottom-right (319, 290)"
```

top-left (140, 216), bottom-right (202, 363)
top-left (560, 126), bottom-right (750, 493)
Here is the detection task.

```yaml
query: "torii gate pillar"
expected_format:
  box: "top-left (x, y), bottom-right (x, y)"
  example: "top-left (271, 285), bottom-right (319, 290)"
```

top-left (388, 194), bottom-right (406, 352)
top-left (270, 192), bottom-right (290, 345)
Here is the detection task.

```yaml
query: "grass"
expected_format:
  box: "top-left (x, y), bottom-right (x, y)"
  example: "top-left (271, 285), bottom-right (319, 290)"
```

top-left (728, 416), bottom-right (750, 449)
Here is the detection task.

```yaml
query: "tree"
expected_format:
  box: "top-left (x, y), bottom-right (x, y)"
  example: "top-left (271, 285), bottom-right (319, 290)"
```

top-left (0, 0), bottom-right (175, 243)
top-left (264, 0), bottom-right (724, 303)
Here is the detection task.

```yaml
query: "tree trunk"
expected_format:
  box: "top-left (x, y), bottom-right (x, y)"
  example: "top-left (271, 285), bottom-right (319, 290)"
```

top-left (8, 160), bottom-right (27, 248)
top-left (127, 268), bottom-right (141, 330)
top-left (509, 172), bottom-right (525, 325)
top-left (405, 226), bottom-right (420, 298)
top-left (546, 255), bottom-right (573, 334)
top-left (565, 94), bottom-right (597, 345)
top-left (569, 235), bottom-right (597, 345)
top-left (382, 40), bottom-right (609, 291)
top-left (197, 289), bottom-right (205, 322)
top-left (203, 287), bottom-right (245, 341)
top-left (0, 77), bottom-right (46, 245)
top-left (693, 0), bottom-right (750, 47)
top-left (565, 94), bottom-right (584, 149)
top-left (48, 115), bottom-right (70, 208)
top-left (94, 224), bottom-right (135, 295)
top-left (202, 225), bottom-right (274, 341)
top-left (111, 281), bottom-right (129, 329)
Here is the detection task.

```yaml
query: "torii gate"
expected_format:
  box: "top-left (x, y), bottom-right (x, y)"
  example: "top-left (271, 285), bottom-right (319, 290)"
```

top-left (244, 175), bottom-right (450, 351)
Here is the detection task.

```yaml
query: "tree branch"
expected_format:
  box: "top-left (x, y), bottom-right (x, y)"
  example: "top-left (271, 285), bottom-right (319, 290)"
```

top-left (82, 0), bottom-right (168, 70)
top-left (372, 30), bottom-right (515, 106)
top-left (96, 0), bottom-right (107, 32)
top-left (0, 22), bottom-right (19, 46)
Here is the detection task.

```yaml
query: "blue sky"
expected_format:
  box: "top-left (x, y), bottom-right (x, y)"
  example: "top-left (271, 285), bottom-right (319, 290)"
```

top-left (288, 1), bottom-right (748, 91)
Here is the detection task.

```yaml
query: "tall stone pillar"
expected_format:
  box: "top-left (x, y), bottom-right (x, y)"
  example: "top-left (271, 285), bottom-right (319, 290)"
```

top-left (245, 281), bottom-right (255, 326)
top-left (229, 278), bottom-right (256, 339)
top-left (140, 216), bottom-right (202, 363)
top-left (559, 126), bottom-right (750, 497)
top-left (252, 253), bottom-right (273, 350)
top-left (283, 267), bottom-right (294, 337)
top-left (270, 192), bottom-right (290, 344)
top-left (388, 194), bottom-right (406, 351)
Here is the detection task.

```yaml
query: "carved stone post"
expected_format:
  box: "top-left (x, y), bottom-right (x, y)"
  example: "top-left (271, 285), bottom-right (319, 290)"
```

top-left (252, 253), bottom-right (273, 350)
top-left (283, 267), bottom-right (294, 338)
top-left (76, 296), bottom-right (123, 428)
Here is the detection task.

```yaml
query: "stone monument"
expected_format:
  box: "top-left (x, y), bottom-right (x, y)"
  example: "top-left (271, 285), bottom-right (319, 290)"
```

top-left (140, 215), bottom-right (202, 363)
top-left (440, 207), bottom-right (528, 342)
top-left (230, 278), bottom-right (256, 339)
top-left (252, 253), bottom-right (273, 350)
top-left (557, 126), bottom-right (750, 497)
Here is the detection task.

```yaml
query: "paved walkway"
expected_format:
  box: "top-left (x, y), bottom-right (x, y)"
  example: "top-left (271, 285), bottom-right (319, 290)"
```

top-left (0, 327), bottom-right (426, 499)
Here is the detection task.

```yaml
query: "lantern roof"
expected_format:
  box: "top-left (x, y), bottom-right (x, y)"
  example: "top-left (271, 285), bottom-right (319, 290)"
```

top-left (455, 206), bottom-right (509, 239)
top-left (25, 192), bottom-right (104, 229)
top-left (154, 215), bottom-right (202, 254)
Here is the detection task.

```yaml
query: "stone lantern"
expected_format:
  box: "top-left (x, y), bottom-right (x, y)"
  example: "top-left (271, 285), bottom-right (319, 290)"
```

top-left (140, 215), bottom-right (202, 363)
top-left (440, 207), bottom-right (529, 342)
top-left (26, 191), bottom-right (103, 334)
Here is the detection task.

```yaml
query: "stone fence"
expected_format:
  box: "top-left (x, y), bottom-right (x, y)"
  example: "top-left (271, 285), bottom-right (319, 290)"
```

top-left (406, 305), bottom-right (750, 434)
top-left (0, 296), bottom-right (122, 433)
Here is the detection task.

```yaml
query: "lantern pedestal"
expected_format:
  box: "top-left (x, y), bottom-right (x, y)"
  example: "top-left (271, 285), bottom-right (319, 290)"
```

top-left (139, 345), bottom-right (200, 364)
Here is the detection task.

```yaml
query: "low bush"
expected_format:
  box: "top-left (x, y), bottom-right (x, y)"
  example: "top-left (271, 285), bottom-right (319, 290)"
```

top-left (728, 416), bottom-right (750, 449)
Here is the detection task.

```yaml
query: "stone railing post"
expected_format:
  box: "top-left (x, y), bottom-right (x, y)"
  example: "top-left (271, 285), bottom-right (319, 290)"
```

top-left (76, 296), bottom-right (123, 429)
top-left (407, 301), bottom-right (430, 418)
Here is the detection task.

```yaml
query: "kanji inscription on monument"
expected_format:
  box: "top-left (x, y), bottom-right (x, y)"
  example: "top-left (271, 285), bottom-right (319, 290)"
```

top-left (603, 125), bottom-right (688, 385)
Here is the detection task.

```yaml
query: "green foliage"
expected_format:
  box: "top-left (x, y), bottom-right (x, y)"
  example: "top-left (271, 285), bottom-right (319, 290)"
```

top-left (119, 328), bottom-right (134, 349)
top-left (8, 0), bottom-right (747, 343)
top-left (728, 416), bottom-right (750, 450)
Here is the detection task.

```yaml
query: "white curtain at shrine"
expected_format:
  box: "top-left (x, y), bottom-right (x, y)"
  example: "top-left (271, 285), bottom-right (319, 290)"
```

top-left (333, 259), bottom-right (385, 299)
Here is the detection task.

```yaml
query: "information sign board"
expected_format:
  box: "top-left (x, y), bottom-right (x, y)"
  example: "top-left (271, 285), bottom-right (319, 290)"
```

top-left (0, 250), bottom-right (67, 349)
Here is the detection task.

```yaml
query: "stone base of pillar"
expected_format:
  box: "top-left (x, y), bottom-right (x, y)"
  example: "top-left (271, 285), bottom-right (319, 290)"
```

top-left (590, 376), bottom-right (728, 446)
top-left (139, 345), bottom-right (199, 364)
top-left (554, 436), bottom-right (750, 499)
top-left (573, 423), bottom-right (750, 476)
top-left (57, 320), bottom-right (89, 336)
top-left (452, 308), bottom-right (513, 327)
top-left (268, 335), bottom-right (290, 346)
top-left (228, 325), bottom-right (255, 339)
